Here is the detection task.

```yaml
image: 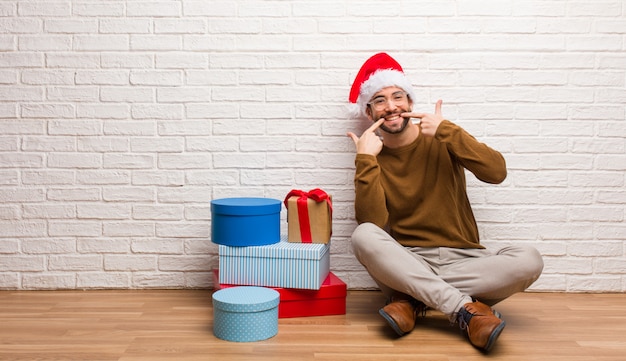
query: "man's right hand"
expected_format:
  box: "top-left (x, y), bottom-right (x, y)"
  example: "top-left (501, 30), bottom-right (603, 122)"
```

top-left (347, 118), bottom-right (385, 156)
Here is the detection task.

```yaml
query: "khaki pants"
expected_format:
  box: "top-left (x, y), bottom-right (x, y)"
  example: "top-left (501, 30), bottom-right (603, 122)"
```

top-left (351, 223), bottom-right (544, 318)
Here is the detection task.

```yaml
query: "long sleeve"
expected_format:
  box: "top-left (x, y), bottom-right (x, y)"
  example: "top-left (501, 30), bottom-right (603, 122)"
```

top-left (353, 153), bottom-right (388, 228)
top-left (435, 120), bottom-right (507, 184)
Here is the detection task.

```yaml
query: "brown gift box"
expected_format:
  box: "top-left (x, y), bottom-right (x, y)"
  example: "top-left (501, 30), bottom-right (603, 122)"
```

top-left (284, 189), bottom-right (332, 244)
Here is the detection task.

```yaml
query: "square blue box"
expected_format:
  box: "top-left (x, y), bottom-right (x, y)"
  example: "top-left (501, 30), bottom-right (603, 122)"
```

top-left (211, 197), bottom-right (281, 247)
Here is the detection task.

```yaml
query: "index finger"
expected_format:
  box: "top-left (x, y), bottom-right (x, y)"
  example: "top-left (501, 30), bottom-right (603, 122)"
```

top-left (366, 118), bottom-right (385, 133)
top-left (434, 99), bottom-right (443, 116)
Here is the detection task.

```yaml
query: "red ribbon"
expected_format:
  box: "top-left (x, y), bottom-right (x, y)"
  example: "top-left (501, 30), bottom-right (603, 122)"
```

top-left (284, 188), bottom-right (332, 243)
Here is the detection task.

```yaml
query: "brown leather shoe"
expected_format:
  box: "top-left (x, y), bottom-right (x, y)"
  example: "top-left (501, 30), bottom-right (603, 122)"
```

top-left (378, 295), bottom-right (425, 336)
top-left (457, 300), bottom-right (506, 352)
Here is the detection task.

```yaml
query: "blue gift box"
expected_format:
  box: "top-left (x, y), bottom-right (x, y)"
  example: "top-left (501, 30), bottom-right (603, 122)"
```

top-left (211, 197), bottom-right (281, 247)
top-left (219, 236), bottom-right (330, 290)
top-left (212, 286), bottom-right (279, 342)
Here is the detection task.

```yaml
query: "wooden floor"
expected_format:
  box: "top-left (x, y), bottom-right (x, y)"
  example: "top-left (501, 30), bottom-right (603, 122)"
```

top-left (1, 290), bottom-right (625, 361)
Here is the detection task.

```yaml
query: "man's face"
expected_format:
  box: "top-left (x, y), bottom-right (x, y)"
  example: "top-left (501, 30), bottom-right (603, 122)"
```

top-left (366, 86), bottom-right (413, 134)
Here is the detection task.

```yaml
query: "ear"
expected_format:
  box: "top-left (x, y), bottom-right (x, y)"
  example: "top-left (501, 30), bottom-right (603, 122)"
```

top-left (365, 105), bottom-right (373, 121)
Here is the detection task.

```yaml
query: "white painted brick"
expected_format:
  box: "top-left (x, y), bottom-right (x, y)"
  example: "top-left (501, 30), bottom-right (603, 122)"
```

top-left (132, 272), bottom-right (185, 288)
top-left (74, 35), bottom-right (129, 51)
top-left (0, 103), bottom-right (16, 118)
top-left (132, 171), bottom-right (184, 186)
top-left (77, 203), bottom-right (131, 220)
top-left (130, 35), bottom-right (182, 51)
top-left (99, 19), bottom-right (151, 34)
top-left (47, 86), bottom-right (99, 102)
top-left (22, 204), bottom-right (76, 219)
top-left (101, 53), bottom-right (154, 69)
top-left (157, 188), bottom-right (214, 204)
top-left (186, 170), bottom-right (238, 186)
top-left (77, 238), bottom-right (130, 254)
top-left (155, 19), bottom-right (206, 34)
top-left (103, 154), bottom-right (154, 169)
top-left (157, 87), bottom-right (211, 103)
top-left (104, 121), bottom-right (156, 136)
top-left (48, 221), bottom-right (102, 237)
top-left (48, 256), bottom-right (102, 275)
top-left (21, 103), bottom-right (74, 118)
top-left (47, 153), bottom-right (101, 169)
top-left (132, 205), bottom-right (184, 221)
top-left (158, 154), bottom-right (212, 169)
top-left (76, 170), bottom-right (130, 185)
top-left (0, 171), bottom-right (18, 186)
top-left (567, 276), bottom-right (622, 292)
top-left (103, 222), bottom-right (154, 237)
top-left (22, 274), bottom-right (75, 290)
top-left (132, 239), bottom-right (184, 254)
top-left (103, 187), bottom-right (155, 202)
top-left (0, 239), bottom-right (19, 253)
top-left (100, 87), bottom-right (154, 102)
top-left (158, 255), bottom-right (211, 271)
top-left (184, 206), bottom-right (211, 221)
top-left (0, 255), bottom-right (45, 271)
top-left (104, 255), bottom-right (156, 271)
top-left (131, 70), bottom-right (183, 86)
top-left (22, 70), bottom-right (74, 85)
top-left (22, 238), bottom-right (75, 254)
top-left (18, 35), bottom-right (71, 51)
top-left (75, 70), bottom-right (129, 85)
top-left (45, 19), bottom-right (97, 33)
top-left (73, 3), bottom-right (124, 16)
top-left (46, 53), bottom-right (100, 68)
top-left (18, 2), bottom-right (70, 16)
top-left (77, 273), bottom-right (130, 289)
top-left (132, 104), bottom-right (183, 120)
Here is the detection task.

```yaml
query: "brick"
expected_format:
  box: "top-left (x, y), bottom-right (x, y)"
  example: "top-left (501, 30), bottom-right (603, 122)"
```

top-left (22, 274), bottom-right (75, 290)
top-left (104, 255), bottom-right (156, 271)
top-left (77, 273), bottom-right (130, 289)
top-left (0, 255), bottom-right (45, 271)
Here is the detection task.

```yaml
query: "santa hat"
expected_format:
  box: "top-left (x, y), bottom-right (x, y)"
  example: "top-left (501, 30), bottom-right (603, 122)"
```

top-left (348, 52), bottom-right (416, 119)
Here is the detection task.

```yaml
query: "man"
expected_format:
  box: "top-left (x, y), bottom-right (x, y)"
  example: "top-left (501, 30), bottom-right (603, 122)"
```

top-left (346, 52), bottom-right (543, 352)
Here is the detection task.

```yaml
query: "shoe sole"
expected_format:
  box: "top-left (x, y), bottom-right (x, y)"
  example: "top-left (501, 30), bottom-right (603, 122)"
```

top-left (483, 320), bottom-right (506, 352)
top-left (378, 308), bottom-right (408, 336)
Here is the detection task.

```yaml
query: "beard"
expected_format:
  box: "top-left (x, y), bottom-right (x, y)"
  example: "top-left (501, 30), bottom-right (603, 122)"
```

top-left (380, 116), bottom-right (411, 134)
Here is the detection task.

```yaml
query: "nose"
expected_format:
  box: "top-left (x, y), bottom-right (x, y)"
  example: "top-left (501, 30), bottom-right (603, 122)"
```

top-left (384, 98), bottom-right (398, 111)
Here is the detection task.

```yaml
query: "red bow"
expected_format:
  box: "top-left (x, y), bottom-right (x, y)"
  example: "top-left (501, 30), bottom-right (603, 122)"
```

top-left (284, 188), bottom-right (333, 243)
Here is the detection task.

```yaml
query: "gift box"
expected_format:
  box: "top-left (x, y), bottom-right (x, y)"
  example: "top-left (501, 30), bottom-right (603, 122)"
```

top-left (211, 197), bottom-right (281, 247)
top-left (212, 286), bottom-right (279, 342)
top-left (284, 188), bottom-right (332, 244)
top-left (218, 236), bottom-right (330, 290)
top-left (213, 269), bottom-right (347, 318)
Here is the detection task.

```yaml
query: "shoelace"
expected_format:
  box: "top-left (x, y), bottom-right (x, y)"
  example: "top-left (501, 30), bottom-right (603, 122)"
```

top-left (455, 307), bottom-right (473, 330)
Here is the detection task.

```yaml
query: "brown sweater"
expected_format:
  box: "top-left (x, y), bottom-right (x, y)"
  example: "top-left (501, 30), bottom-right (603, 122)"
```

top-left (353, 120), bottom-right (507, 249)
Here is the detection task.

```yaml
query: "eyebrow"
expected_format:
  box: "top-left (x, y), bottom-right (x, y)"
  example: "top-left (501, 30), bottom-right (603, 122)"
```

top-left (372, 91), bottom-right (404, 100)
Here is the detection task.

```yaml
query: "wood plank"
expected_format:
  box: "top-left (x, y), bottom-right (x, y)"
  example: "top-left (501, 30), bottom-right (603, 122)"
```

top-left (0, 290), bottom-right (625, 360)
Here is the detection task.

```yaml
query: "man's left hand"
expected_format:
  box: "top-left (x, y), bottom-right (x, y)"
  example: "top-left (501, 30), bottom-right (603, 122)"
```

top-left (402, 99), bottom-right (444, 137)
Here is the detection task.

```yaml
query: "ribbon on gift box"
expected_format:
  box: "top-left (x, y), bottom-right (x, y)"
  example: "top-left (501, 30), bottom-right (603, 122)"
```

top-left (284, 188), bottom-right (333, 243)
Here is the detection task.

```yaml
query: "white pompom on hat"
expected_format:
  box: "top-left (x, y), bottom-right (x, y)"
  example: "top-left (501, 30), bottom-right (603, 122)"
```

top-left (348, 52), bottom-right (416, 119)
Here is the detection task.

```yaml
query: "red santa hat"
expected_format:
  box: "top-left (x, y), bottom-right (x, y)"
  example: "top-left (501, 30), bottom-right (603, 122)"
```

top-left (349, 52), bottom-right (416, 119)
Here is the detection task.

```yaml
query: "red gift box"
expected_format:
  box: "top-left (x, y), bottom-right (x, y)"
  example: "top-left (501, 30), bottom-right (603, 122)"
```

top-left (212, 269), bottom-right (346, 318)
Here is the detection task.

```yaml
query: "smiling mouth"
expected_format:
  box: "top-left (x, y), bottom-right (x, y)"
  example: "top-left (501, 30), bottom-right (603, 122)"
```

top-left (384, 114), bottom-right (402, 121)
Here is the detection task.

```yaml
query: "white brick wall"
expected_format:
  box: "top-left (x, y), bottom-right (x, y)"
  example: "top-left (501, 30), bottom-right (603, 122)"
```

top-left (0, 0), bottom-right (624, 292)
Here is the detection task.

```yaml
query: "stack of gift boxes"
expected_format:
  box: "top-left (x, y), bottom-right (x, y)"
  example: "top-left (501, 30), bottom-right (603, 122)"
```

top-left (211, 189), bottom-right (347, 319)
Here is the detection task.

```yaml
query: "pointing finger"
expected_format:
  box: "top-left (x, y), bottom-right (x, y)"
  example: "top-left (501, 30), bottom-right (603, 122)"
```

top-left (435, 99), bottom-right (443, 115)
top-left (346, 132), bottom-right (359, 145)
top-left (366, 118), bottom-right (385, 133)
